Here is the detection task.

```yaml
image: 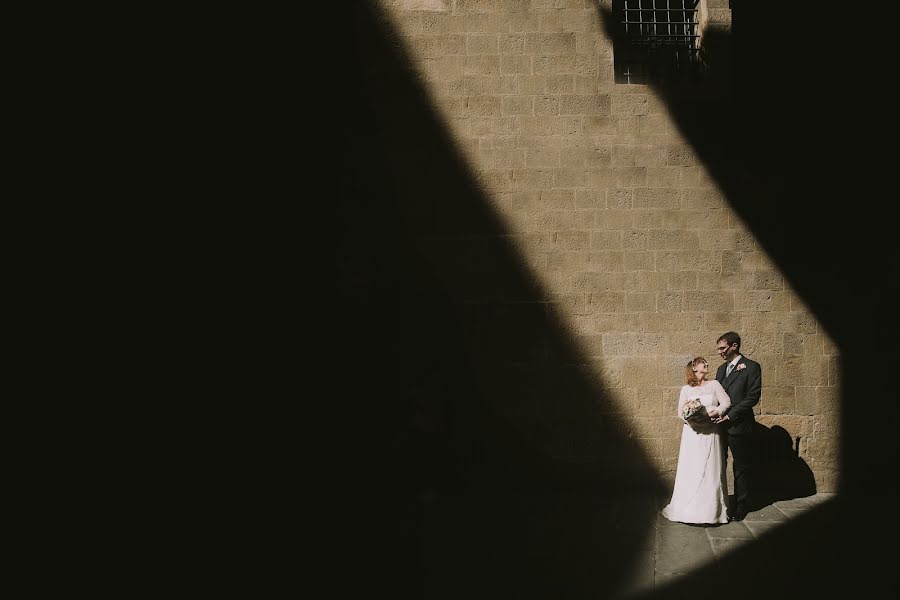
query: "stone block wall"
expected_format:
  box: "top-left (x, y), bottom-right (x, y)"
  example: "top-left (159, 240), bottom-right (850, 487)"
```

top-left (373, 0), bottom-right (840, 492)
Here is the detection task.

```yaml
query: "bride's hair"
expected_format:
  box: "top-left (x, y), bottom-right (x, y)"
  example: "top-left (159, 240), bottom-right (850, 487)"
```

top-left (685, 357), bottom-right (708, 387)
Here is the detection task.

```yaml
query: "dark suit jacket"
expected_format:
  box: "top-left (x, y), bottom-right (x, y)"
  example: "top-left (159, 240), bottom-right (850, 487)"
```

top-left (716, 356), bottom-right (762, 435)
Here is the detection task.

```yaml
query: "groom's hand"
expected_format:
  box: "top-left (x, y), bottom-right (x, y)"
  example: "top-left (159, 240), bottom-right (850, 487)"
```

top-left (713, 415), bottom-right (729, 424)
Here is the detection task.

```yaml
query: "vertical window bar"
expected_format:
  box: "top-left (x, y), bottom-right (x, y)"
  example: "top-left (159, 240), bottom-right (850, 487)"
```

top-left (692, 0), bottom-right (697, 53)
top-left (667, 0), bottom-right (671, 45)
top-left (672, 0), bottom-right (677, 46)
top-left (677, 0), bottom-right (683, 63)
top-left (645, 0), bottom-right (650, 40)
top-left (689, 0), bottom-right (694, 62)
top-left (634, 0), bottom-right (638, 38)
top-left (639, 0), bottom-right (644, 39)
top-left (676, 0), bottom-right (682, 44)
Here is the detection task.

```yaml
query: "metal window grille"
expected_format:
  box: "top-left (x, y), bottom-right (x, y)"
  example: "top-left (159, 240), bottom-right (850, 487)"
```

top-left (615, 0), bottom-right (702, 85)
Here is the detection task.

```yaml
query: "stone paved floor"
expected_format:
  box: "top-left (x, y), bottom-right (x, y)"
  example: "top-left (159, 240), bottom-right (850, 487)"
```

top-left (616, 493), bottom-right (838, 598)
top-left (413, 489), bottom-right (843, 599)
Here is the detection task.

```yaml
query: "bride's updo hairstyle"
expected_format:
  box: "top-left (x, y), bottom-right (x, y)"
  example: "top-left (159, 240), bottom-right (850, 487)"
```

top-left (685, 357), bottom-right (708, 387)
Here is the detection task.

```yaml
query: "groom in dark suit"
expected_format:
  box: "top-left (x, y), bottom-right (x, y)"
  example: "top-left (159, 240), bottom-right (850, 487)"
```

top-left (712, 331), bottom-right (762, 521)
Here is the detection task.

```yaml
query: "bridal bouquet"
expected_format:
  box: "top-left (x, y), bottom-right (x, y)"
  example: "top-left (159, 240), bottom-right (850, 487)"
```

top-left (681, 398), bottom-right (708, 422)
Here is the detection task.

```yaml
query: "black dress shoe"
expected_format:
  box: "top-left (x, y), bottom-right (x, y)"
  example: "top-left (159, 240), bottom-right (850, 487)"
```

top-left (729, 513), bottom-right (745, 522)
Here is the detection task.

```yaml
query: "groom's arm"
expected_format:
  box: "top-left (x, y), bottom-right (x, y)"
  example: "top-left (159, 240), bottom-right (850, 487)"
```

top-left (723, 363), bottom-right (761, 426)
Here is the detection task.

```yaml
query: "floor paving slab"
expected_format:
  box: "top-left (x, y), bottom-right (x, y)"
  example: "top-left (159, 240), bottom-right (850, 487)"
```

top-left (622, 493), bottom-right (840, 599)
top-left (705, 521), bottom-right (753, 539)
top-left (744, 503), bottom-right (789, 522)
top-left (708, 536), bottom-right (747, 557)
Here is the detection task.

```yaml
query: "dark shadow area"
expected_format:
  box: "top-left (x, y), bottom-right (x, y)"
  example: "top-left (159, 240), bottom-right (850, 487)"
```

top-left (749, 424), bottom-right (816, 510)
top-left (334, 3), bottom-right (666, 599)
top-left (600, 0), bottom-right (893, 368)
top-left (596, 1), bottom-right (897, 595)
top-left (721, 424), bottom-right (816, 515)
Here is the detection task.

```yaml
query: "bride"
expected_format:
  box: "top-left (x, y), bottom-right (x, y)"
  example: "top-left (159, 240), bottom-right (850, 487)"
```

top-left (662, 357), bottom-right (732, 524)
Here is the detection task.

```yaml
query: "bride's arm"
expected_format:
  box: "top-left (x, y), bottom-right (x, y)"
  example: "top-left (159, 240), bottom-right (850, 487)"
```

top-left (712, 380), bottom-right (732, 412)
top-left (677, 386), bottom-right (688, 421)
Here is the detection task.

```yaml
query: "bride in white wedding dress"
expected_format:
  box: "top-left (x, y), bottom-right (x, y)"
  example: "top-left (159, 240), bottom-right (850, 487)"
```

top-left (662, 357), bottom-right (732, 524)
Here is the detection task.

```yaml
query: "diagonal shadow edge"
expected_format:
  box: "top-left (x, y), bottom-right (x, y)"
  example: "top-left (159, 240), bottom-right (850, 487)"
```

top-left (595, 3), bottom-right (845, 487)
top-left (353, 4), bottom-right (666, 489)
top-left (632, 496), bottom-right (852, 599)
top-left (590, 2), bottom-right (894, 596)
top-left (339, 3), bottom-right (670, 599)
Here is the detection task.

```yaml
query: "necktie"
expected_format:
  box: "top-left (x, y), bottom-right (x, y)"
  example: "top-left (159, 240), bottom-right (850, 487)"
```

top-left (726, 363), bottom-right (734, 377)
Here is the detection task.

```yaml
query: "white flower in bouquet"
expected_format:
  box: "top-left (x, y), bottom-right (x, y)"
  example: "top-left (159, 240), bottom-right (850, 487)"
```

top-left (681, 397), bottom-right (707, 422)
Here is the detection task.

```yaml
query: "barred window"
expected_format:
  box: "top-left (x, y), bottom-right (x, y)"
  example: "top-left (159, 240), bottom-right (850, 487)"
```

top-left (613, 0), bottom-right (702, 85)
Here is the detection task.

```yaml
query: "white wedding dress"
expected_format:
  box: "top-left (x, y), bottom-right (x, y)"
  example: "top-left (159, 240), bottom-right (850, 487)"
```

top-left (662, 380), bottom-right (732, 524)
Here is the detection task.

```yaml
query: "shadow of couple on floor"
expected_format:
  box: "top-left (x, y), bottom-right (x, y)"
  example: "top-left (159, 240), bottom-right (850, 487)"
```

top-left (730, 423), bottom-right (817, 514)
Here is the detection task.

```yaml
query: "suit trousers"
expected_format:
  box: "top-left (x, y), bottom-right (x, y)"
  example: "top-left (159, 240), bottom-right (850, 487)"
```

top-left (727, 432), bottom-right (756, 515)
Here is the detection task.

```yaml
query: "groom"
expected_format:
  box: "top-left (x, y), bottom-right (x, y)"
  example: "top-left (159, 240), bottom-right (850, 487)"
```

top-left (712, 331), bottom-right (762, 521)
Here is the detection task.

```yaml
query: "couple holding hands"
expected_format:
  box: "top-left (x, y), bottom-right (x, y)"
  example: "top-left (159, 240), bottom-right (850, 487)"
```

top-left (662, 331), bottom-right (761, 524)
